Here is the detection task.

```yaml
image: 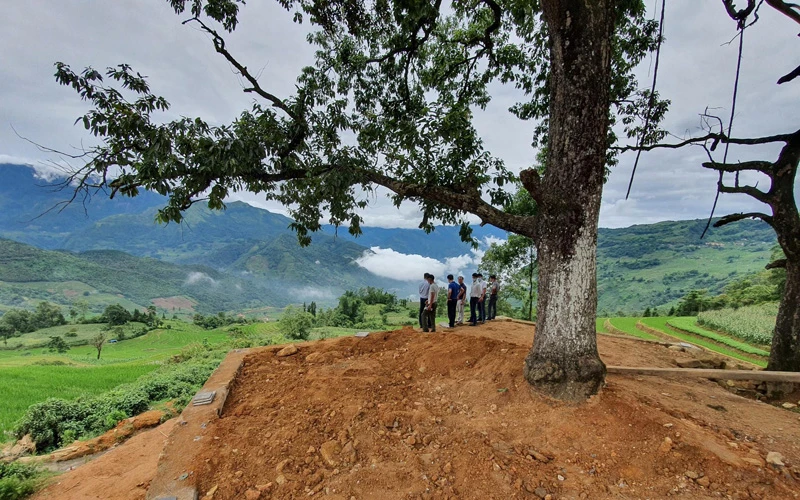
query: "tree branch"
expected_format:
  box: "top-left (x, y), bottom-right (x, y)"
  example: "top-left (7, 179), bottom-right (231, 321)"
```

top-left (701, 160), bottom-right (773, 173)
top-left (766, 258), bottom-right (788, 269)
top-left (718, 182), bottom-right (771, 202)
top-left (359, 169), bottom-right (535, 237)
top-left (615, 130), bottom-right (799, 152)
top-left (185, 17), bottom-right (299, 121)
top-left (713, 211), bottom-right (774, 228)
top-left (766, 0), bottom-right (800, 24)
top-left (777, 62), bottom-right (800, 84)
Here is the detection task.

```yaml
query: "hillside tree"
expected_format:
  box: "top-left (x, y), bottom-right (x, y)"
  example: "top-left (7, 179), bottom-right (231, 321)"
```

top-left (91, 332), bottom-right (107, 360)
top-left (52, 0), bottom-right (669, 400)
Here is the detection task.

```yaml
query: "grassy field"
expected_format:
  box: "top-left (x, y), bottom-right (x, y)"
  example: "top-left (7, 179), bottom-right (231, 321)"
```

top-left (666, 317), bottom-right (770, 357)
top-left (2, 322), bottom-right (150, 349)
top-left (605, 317), bottom-right (660, 340)
top-left (596, 318), bottom-right (609, 334)
top-left (697, 303), bottom-right (777, 345)
top-left (0, 320), bottom-right (235, 439)
top-left (639, 317), bottom-right (768, 367)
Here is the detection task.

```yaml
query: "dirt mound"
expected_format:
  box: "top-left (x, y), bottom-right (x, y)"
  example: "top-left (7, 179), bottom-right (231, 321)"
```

top-left (185, 325), bottom-right (800, 499)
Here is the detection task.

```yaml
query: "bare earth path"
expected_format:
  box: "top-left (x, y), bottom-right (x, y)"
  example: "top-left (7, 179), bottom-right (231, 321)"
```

top-left (35, 322), bottom-right (800, 499)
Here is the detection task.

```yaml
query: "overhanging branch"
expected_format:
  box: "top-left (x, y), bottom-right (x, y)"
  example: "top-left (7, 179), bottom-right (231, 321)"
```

top-left (766, 258), bottom-right (788, 269)
top-left (766, 0), bottom-right (800, 24)
top-left (701, 160), bottom-right (773, 173)
top-left (713, 211), bottom-right (774, 228)
top-left (615, 129), bottom-right (798, 153)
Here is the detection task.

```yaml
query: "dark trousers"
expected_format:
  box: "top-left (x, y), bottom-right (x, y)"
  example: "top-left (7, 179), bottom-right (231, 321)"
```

top-left (419, 298), bottom-right (428, 329)
top-left (469, 297), bottom-right (479, 325)
top-left (479, 298), bottom-right (486, 322)
top-left (422, 304), bottom-right (437, 332)
top-left (488, 295), bottom-right (497, 320)
top-left (447, 299), bottom-right (457, 327)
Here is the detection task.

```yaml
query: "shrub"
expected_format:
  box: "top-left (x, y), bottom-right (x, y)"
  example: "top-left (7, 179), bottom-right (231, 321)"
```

top-left (0, 462), bottom-right (43, 499)
top-left (279, 306), bottom-right (313, 340)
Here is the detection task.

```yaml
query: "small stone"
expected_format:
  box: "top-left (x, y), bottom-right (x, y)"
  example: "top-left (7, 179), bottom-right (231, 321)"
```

top-left (443, 462), bottom-right (452, 474)
top-left (405, 435), bottom-right (417, 446)
top-left (205, 485), bottom-right (218, 497)
top-left (256, 483), bottom-right (273, 492)
top-left (766, 451), bottom-right (785, 467)
top-left (320, 440), bottom-right (342, 466)
top-left (276, 458), bottom-right (290, 473)
top-left (663, 423), bottom-right (673, 428)
top-left (534, 487), bottom-right (548, 499)
top-left (275, 474), bottom-right (287, 485)
top-left (685, 471), bottom-right (699, 480)
top-left (245, 489), bottom-right (262, 500)
top-left (658, 437), bottom-right (673, 454)
top-left (726, 379), bottom-right (736, 387)
top-left (544, 495), bottom-right (553, 500)
top-left (697, 476), bottom-right (710, 487)
top-left (528, 449), bottom-right (550, 463)
top-left (743, 457), bottom-right (765, 467)
top-left (276, 345), bottom-right (298, 357)
top-left (557, 474), bottom-right (565, 481)
top-left (781, 402), bottom-right (797, 409)
top-left (235, 470), bottom-right (244, 478)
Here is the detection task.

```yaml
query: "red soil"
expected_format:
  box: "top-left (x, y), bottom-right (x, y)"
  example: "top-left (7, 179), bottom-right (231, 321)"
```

top-left (37, 322), bottom-right (800, 499)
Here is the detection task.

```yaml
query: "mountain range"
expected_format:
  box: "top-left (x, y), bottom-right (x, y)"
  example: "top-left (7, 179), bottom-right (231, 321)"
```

top-left (0, 164), bottom-right (778, 314)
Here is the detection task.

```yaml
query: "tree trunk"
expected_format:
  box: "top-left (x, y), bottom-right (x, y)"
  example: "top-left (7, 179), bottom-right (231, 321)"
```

top-left (522, 0), bottom-right (613, 400)
top-left (769, 260), bottom-right (800, 371)
top-left (766, 135), bottom-right (800, 371)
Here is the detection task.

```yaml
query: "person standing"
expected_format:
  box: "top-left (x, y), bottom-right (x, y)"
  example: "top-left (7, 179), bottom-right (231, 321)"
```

top-left (487, 274), bottom-right (500, 320)
top-left (418, 273), bottom-right (430, 330)
top-left (469, 273), bottom-right (481, 326)
top-left (478, 273), bottom-right (487, 324)
top-left (446, 274), bottom-right (460, 328)
top-left (423, 274), bottom-right (439, 332)
top-left (456, 275), bottom-right (467, 325)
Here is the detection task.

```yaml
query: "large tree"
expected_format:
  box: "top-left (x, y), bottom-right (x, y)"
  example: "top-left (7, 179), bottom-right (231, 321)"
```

top-left (52, 0), bottom-right (664, 400)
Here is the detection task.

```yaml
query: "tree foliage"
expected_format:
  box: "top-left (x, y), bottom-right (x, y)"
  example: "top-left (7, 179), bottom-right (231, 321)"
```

top-left (278, 305), bottom-right (313, 340)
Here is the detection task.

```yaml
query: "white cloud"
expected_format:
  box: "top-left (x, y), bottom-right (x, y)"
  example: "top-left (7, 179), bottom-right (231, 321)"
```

top-left (287, 286), bottom-right (336, 300)
top-left (356, 246), bottom-right (482, 283)
top-left (185, 272), bottom-right (217, 286)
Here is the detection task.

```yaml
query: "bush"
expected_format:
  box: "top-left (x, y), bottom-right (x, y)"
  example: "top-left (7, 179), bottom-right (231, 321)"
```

top-left (0, 462), bottom-right (42, 500)
top-left (279, 306), bottom-right (313, 340)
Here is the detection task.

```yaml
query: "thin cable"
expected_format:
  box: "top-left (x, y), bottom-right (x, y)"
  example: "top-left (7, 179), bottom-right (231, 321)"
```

top-left (701, 22), bottom-right (746, 239)
top-left (626, 0), bottom-right (667, 199)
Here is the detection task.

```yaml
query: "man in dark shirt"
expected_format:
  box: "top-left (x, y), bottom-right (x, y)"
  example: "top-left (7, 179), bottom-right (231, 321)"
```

top-left (446, 274), bottom-right (460, 328)
top-left (487, 274), bottom-right (500, 320)
top-left (456, 275), bottom-right (467, 325)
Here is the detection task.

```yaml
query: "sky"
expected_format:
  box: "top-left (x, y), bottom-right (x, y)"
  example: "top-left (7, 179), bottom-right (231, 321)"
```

top-left (1, 0), bottom-right (799, 234)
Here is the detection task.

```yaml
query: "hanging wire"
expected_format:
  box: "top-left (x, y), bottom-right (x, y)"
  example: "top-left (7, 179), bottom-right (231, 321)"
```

top-left (625, 0), bottom-right (667, 199)
top-left (700, 18), bottom-right (747, 239)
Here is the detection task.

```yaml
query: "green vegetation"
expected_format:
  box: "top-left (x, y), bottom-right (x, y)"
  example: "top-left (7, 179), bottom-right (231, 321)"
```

top-left (606, 317), bottom-right (660, 341)
top-left (639, 317), bottom-right (768, 367)
top-left (278, 306), bottom-right (313, 340)
top-left (1, 322), bottom-right (147, 349)
top-left (596, 318), bottom-right (609, 334)
top-left (0, 462), bottom-right (43, 500)
top-left (697, 303), bottom-right (777, 346)
top-left (666, 317), bottom-right (770, 357)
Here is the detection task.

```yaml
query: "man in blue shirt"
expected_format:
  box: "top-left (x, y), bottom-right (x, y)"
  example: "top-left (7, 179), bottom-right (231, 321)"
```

top-left (446, 274), bottom-right (460, 328)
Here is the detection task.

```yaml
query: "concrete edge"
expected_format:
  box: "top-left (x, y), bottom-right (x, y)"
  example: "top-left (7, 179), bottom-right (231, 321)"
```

top-left (607, 366), bottom-right (800, 383)
top-left (146, 348), bottom-right (255, 500)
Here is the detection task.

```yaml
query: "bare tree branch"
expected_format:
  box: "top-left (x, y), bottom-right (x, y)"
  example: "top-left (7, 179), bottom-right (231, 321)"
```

top-left (766, 0), bottom-right (800, 24)
top-left (701, 160), bottom-right (773, 173)
top-left (713, 211), bottom-right (774, 227)
top-left (766, 258), bottom-right (788, 269)
top-left (614, 130), bottom-right (799, 152)
top-left (778, 62), bottom-right (800, 84)
top-left (717, 182), bottom-right (771, 202)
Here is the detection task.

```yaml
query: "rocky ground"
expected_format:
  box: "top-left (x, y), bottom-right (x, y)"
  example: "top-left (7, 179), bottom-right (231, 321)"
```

top-left (29, 321), bottom-right (800, 499)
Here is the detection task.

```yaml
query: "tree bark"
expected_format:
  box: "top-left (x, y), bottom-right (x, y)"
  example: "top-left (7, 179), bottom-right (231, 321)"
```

top-left (521, 0), bottom-right (612, 400)
top-left (770, 260), bottom-right (800, 370)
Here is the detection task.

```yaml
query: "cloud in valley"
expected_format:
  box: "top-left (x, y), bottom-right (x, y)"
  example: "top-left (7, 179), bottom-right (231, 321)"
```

top-left (356, 246), bottom-right (485, 283)
top-left (185, 272), bottom-right (217, 286)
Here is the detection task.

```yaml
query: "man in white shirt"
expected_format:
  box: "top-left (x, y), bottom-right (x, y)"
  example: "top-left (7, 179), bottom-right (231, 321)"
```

top-left (418, 273), bottom-right (431, 329)
top-left (469, 273), bottom-right (481, 326)
top-left (422, 274), bottom-right (439, 332)
top-left (478, 273), bottom-right (487, 324)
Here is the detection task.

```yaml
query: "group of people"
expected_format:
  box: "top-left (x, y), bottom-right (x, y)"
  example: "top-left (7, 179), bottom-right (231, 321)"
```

top-left (418, 272), bottom-right (500, 332)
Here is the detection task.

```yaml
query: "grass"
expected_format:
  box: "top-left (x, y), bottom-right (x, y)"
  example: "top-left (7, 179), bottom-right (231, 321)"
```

top-left (606, 317), bottom-right (660, 340)
top-left (639, 317), bottom-right (768, 368)
top-left (596, 318), bottom-right (609, 334)
top-left (666, 317), bottom-right (770, 357)
top-left (0, 320), bottom-right (234, 439)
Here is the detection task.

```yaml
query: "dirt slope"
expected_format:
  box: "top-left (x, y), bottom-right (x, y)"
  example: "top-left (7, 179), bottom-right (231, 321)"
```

top-left (35, 322), bottom-right (800, 499)
top-left (190, 324), bottom-right (799, 499)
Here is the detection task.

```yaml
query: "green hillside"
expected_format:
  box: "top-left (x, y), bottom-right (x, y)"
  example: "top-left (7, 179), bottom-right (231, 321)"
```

top-left (0, 239), bottom-right (281, 314)
top-left (596, 219), bottom-right (775, 312)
